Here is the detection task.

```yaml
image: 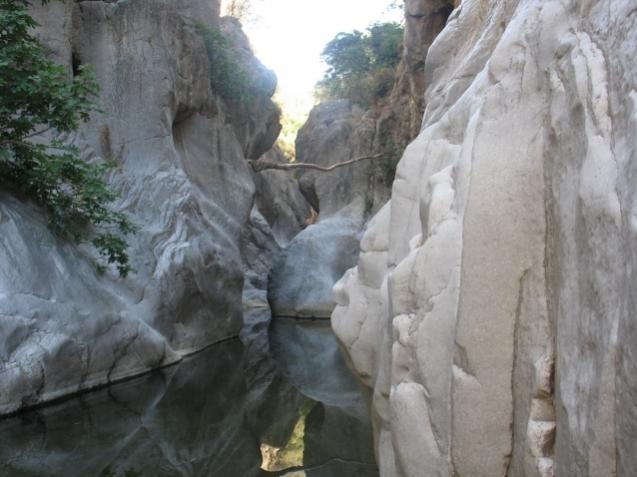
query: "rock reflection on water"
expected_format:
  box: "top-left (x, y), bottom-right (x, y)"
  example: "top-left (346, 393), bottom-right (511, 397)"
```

top-left (0, 317), bottom-right (377, 477)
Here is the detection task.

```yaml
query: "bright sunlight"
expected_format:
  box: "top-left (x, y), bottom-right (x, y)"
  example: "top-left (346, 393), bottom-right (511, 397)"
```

top-left (221, 0), bottom-right (403, 155)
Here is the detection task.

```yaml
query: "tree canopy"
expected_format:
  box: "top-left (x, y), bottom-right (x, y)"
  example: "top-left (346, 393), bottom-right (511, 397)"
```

top-left (316, 21), bottom-right (404, 108)
top-left (0, 0), bottom-right (132, 276)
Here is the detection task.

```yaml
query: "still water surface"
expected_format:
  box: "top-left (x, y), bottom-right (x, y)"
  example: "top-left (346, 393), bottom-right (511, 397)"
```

top-left (0, 319), bottom-right (377, 477)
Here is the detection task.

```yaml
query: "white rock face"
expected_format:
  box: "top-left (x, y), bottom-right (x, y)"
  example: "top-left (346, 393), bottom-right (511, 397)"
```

top-left (332, 0), bottom-right (637, 475)
top-left (0, 0), bottom-right (280, 415)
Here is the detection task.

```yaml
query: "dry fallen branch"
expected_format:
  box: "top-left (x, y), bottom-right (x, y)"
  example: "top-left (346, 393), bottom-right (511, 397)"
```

top-left (248, 153), bottom-right (384, 173)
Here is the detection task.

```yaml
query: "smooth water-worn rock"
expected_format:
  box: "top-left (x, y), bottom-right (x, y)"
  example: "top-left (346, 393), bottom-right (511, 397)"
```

top-left (252, 147), bottom-right (312, 247)
top-left (332, 0), bottom-right (637, 475)
top-left (219, 16), bottom-right (282, 160)
top-left (267, 101), bottom-right (377, 318)
top-left (268, 214), bottom-right (364, 318)
top-left (294, 100), bottom-right (377, 217)
top-left (0, 0), bottom-right (279, 416)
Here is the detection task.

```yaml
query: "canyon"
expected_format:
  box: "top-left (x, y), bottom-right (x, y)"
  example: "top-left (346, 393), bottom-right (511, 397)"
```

top-left (1, 0), bottom-right (636, 476)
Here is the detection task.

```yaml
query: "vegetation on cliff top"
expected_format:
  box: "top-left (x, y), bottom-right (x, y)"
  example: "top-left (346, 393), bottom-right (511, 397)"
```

top-left (195, 22), bottom-right (253, 101)
top-left (0, 0), bottom-right (132, 276)
top-left (316, 21), bottom-right (404, 108)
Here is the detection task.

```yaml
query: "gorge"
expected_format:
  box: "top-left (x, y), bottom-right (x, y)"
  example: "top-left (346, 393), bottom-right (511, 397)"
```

top-left (1, 0), bottom-right (637, 476)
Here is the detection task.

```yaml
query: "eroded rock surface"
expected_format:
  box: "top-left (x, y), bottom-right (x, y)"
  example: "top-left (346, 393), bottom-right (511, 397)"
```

top-left (251, 147), bottom-right (312, 248)
top-left (268, 101), bottom-right (376, 318)
top-left (0, 0), bottom-right (280, 415)
top-left (332, 0), bottom-right (637, 475)
top-left (267, 0), bottom-right (454, 321)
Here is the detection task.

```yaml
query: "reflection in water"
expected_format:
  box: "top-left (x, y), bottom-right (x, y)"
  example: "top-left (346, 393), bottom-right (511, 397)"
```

top-left (0, 316), bottom-right (377, 477)
top-left (260, 401), bottom-right (312, 472)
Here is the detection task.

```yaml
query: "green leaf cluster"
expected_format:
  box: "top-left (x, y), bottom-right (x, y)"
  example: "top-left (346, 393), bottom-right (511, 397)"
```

top-left (0, 0), bottom-right (133, 276)
top-left (316, 22), bottom-right (404, 108)
top-left (195, 22), bottom-right (266, 104)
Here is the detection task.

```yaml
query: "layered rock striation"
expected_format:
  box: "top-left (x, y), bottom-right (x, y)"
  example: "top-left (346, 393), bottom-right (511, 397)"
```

top-left (332, 0), bottom-right (637, 475)
top-left (0, 0), bottom-right (283, 415)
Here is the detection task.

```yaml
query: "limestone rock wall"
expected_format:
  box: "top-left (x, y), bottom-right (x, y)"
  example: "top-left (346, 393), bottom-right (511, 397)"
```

top-left (0, 0), bottom-right (281, 415)
top-left (332, 0), bottom-right (637, 475)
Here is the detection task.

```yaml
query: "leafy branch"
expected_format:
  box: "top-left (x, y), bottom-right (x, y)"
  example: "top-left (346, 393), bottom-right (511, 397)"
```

top-left (0, 0), bottom-right (133, 276)
top-left (316, 22), bottom-right (404, 108)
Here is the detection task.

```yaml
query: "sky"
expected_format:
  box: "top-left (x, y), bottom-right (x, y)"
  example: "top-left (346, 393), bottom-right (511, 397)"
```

top-left (228, 0), bottom-right (403, 118)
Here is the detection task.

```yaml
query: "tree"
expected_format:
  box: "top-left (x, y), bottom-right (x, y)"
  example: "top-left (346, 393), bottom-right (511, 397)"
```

top-left (367, 22), bottom-right (404, 69)
top-left (316, 22), bottom-right (404, 108)
top-left (321, 30), bottom-right (370, 80)
top-left (0, 0), bottom-right (133, 276)
top-left (221, 0), bottom-right (261, 22)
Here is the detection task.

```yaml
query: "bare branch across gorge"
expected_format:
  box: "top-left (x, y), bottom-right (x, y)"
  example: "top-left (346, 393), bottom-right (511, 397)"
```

top-left (248, 153), bottom-right (384, 173)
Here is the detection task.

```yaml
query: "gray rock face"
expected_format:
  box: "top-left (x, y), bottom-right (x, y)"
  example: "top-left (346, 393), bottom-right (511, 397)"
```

top-left (295, 100), bottom-right (377, 217)
top-left (269, 214), bottom-right (364, 318)
top-left (0, 0), bottom-right (279, 416)
top-left (252, 147), bottom-right (312, 247)
top-left (332, 0), bottom-right (637, 476)
top-left (219, 16), bottom-right (282, 160)
top-left (268, 100), bottom-right (377, 318)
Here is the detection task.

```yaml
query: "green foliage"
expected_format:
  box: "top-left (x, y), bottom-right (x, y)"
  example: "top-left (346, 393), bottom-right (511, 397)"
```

top-left (323, 30), bottom-right (370, 78)
top-left (0, 0), bottom-right (133, 276)
top-left (195, 22), bottom-right (271, 106)
top-left (196, 23), bottom-right (249, 100)
top-left (275, 101), bottom-right (306, 159)
top-left (367, 22), bottom-right (404, 70)
top-left (316, 22), bottom-right (404, 108)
